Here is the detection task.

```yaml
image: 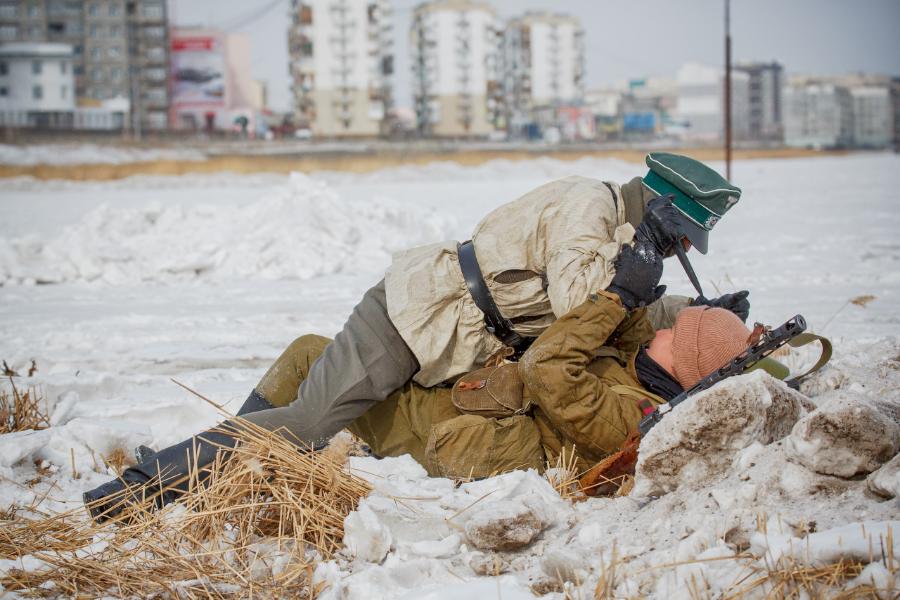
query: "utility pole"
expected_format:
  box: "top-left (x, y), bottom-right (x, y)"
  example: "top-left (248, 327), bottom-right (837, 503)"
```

top-left (724, 0), bottom-right (732, 180)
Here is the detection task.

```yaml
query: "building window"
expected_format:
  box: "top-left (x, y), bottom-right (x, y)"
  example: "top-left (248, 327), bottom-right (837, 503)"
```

top-left (111, 67), bottom-right (122, 81)
top-left (108, 45), bottom-right (121, 59)
top-left (74, 65), bottom-right (84, 75)
top-left (33, 85), bottom-right (43, 99)
top-left (88, 2), bottom-right (98, 16)
top-left (0, 61), bottom-right (7, 76)
top-left (141, 3), bottom-right (163, 20)
top-left (32, 60), bottom-right (42, 75)
top-left (27, 4), bottom-right (39, 17)
top-left (109, 3), bottom-right (120, 16)
top-left (60, 60), bottom-right (67, 73)
top-left (92, 67), bottom-right (103, 81)
top-left (74, 44), bottom-right (82, 56)
top-left (110, 25), bottom-right (122, 37)
top-left (0, 3), bottom-right (17, 18)
top-left (144, 26), bottom-right (164, 39)
top-left (90, 47), bottom-right (101, 59)
top-left (0, 87), bottom-right (7, 97)
top-left (61, 85), bottom-right (67, 98)
top-left (0, 25), bottom-right (17, 40)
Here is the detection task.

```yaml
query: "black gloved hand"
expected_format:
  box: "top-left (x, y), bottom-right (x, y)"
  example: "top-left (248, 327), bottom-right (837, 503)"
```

top-left (606, 240), bottom-right (666, 310)
top-left (693, 290), bottom-right (751, 322)
top-left (635, 194), bottom-right (684, 257)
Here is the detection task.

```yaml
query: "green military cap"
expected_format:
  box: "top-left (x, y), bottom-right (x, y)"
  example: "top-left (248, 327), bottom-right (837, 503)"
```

top-left (641, 152), bottom-right (741, 254)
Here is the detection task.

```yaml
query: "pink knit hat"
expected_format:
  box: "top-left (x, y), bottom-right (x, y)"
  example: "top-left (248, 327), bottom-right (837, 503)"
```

top-left (672, 306), bottom-right (752, 389)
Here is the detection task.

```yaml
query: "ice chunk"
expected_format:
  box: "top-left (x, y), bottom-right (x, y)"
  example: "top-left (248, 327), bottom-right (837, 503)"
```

top-left (867, 454), bottom-right (900, 499)
top-left (786, 396), bottom-right (899, 477)
top-left (464, 499), bottom-right (545, 551)
top-left (634, 371), bottom-right (807, 496)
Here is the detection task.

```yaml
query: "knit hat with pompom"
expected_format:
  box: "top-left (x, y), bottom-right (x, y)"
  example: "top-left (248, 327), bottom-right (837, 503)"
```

top-left (672, 306), bottom-right (752, 389)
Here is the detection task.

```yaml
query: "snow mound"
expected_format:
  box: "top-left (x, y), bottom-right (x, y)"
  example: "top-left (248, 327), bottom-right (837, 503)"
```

top-left (786, 395), bottom-right (899, 477)
top-left (0, 172), bottom-right (455, 285)
top-left (633, 371), bottom-right (810, 496)
top-left (0, 143), bottom-right (206, 166)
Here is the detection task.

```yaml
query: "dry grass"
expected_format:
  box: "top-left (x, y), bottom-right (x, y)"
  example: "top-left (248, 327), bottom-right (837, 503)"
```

top-left (0, 146), bottom-right (845, 181)
top-left (0, 378), bottom-right (50, 434)
top-left (719, 558), bottom-right (887, 599)
top-left (0, 418), bottom-right (371, 598)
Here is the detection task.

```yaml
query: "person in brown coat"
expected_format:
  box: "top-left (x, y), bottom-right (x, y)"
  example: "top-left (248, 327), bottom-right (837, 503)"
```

top-left (85, 223), bottom-right (753, 522)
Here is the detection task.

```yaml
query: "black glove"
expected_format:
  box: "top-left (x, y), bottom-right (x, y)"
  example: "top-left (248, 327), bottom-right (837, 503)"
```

top-left (606, 240), bottom-right (666, 310)
top-left (693, 290), bottom-right (751, 322)
top-left (635, 194), bottom-right (684, 257)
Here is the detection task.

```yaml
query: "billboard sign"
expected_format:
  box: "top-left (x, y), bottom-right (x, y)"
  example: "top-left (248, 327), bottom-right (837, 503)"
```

top-left (171, 35), bottom-right (226, 108)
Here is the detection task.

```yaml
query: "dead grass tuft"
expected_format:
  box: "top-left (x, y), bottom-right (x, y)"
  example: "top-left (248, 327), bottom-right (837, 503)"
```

top-left (850, 295), bottom-right (876, 308)
top-left (102, 446), bottom-right (133, 476)
top-left (545, 447), bottom-right (584, 501)
top-left (0, 377), bottom-right (50, 434)
top-left (0, 417), bottom-right (371, 598)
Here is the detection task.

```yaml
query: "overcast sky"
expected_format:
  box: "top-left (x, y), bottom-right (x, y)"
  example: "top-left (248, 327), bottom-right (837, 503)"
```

top-left (172, 0), bottom-right (900, 113)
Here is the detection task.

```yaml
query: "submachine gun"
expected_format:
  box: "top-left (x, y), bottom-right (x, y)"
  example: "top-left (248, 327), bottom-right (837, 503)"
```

top-left (579, 314), bottom-right (809, 497)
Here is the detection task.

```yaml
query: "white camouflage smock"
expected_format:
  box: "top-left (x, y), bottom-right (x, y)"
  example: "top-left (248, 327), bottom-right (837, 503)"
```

top-left (386, 175), bottom-right (657, 386)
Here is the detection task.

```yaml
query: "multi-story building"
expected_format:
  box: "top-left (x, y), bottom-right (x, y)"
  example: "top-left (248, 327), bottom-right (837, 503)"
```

top-left (734, 61), bottom-right (783, 141)
top-left (0, 41), bottom-right (74, 126)
top-left (675, 62), bottom-right (750, 142)
top-left (288, 0), bottom-right (393, 137)
top-left (0, 0), bottom-right (170, 131)
top-left (502, 11), bottom-right (584, 134)
top-left (410, 0), bottom-right (502, 137)
top-left (849, 84), bottom-right (892, 149)
top-left (783, 77), bottom-right (853, 148)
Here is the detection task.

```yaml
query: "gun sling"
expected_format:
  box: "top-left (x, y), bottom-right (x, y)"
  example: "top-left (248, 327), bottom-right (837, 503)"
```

top-left (457, 240), bottom-right (534, 355)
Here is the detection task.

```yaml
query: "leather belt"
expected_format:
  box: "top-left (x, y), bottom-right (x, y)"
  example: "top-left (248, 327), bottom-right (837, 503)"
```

top-left (457, 240), bottom-right (534, 358)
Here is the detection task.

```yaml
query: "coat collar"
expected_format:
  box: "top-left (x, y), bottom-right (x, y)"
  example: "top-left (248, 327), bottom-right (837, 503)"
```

top-left (620, 176), bottom-right (657, 229)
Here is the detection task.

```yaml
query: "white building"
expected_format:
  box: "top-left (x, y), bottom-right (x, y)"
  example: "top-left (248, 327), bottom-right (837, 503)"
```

top-left (783, 78), bottom-right (853, 149)
top-left (0, 41), bottom-right (74, 127)
top-left (675, 62), bottom-right (749, 142)
top-left (288, 0), bottom-right (393, 137)
top-left (502, 12), bottom-right (584, 132)
top-left (411, 0), bottom-right (502, 137)
top-left (850, 85), bottom-right (892, 148)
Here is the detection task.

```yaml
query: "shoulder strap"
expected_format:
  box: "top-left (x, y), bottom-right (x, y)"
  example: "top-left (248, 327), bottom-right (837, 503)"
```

top-left (745, 333), bottom-right (832, 389)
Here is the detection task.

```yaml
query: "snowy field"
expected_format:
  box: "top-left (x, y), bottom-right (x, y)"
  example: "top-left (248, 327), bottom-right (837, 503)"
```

top-left (0, 153), bottom-right (898, 598)
top-left (0, 143), bottom-right (207, 166)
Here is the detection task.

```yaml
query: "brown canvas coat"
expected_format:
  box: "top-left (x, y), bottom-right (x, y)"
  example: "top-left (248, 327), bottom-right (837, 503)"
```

top-left (347, 293), bottom-right (667, 478)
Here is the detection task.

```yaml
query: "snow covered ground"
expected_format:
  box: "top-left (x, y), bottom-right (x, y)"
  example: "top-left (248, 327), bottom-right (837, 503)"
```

top-left (0, 152), bottom-right (898, 598)
top-left (0, 143), bottom-right (206, 166)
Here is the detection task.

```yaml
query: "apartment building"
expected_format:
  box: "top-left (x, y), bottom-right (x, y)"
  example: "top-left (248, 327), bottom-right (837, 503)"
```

top-left (734, 61), bottom-right (783, 141)
top-left (0, 0), bottom-right (169, 130)
top-left (675, 62), bottom-right (750, 142)
top-left (783, 78), bottom-right (853, 148)
top-left (849, 84), bottom-right (892, 148)
top-left (410, 0), bottom-right (502, 137)
top-left (288, 0), bottom-right (393, 137)
top-left (502, 11), bottom-right (584, 133)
